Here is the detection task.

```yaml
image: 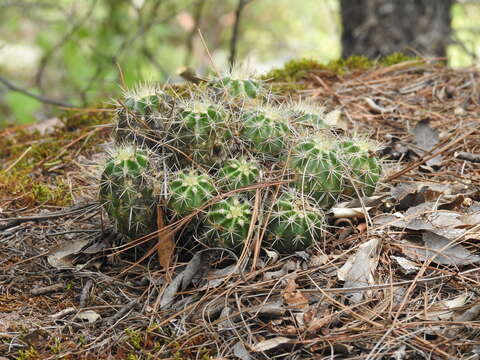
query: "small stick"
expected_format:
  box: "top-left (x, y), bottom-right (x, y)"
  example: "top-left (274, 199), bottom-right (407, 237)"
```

top-left (455, 151), bottom-right (480, 163)
top-left (79, 279), bottom-right (94, 308)
top-left (197, 29), bottom-right (219, 75)
top-left (31, 283), bottom-right (65, 296)
top-left (50, 307), bottom-right (76, 320)
top-left (4, 146), bottom-right (32, 172)
top-left (103, 299), bottom-right (139, 325)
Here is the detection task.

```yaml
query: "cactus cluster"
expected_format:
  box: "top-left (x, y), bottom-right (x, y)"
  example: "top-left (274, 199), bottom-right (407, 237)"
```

top-left (99, 65), bottom-right (383, 255)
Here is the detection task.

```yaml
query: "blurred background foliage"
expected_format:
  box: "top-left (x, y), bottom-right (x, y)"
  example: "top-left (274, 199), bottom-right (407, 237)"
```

top-left (0, 0), bottom-right (478, 126)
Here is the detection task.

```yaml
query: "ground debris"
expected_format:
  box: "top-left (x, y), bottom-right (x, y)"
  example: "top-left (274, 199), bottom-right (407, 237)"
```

top-left (1, 60), bottom-right (480, 359)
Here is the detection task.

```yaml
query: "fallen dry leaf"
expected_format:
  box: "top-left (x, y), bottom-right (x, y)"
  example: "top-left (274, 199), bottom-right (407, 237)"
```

top-left (283, 279), bottom-right (308, 308)
top-left (233, 341), bottom-right (251, 360)
top-left (47, 238), bottom-right (90, 269)
top-left (418, 293), bottom-right (470, 320)
top-left (392, 256), bottom-right (419, 275)
top-left (407, 231), bottom-right (480, 266)
top-left (76, 310), bottom-right (101, 323)
top-left (338, 238), bottom-right (381, 303)
top-left (250, 337), bottom-right (290, 352)
top-left (160, 272), bottom-right (184, 310)
top-left (181, 251), bottom-right (203, 290)
top-left (411, 119), bottom-right (442, 167)
top-left (306, 315), bottom-right (332, 334)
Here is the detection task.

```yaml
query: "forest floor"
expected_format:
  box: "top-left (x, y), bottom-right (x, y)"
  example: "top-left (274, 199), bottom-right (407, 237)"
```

top-left (1, 60), bottom-right (480, 359)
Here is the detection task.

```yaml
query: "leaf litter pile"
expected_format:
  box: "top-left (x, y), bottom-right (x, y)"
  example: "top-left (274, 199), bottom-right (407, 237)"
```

top-left (1, 60), bottom-right (480, 359)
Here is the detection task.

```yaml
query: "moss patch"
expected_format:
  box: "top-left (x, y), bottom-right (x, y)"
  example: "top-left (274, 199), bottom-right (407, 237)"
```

top-left (264, 53), bottom-right (423, 82)
top-left (0, 109), bottom-right (113, 208)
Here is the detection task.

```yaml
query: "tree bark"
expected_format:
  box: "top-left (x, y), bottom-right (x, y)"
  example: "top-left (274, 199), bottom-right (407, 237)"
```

top-left (340, 0), bottom-right (454, 59)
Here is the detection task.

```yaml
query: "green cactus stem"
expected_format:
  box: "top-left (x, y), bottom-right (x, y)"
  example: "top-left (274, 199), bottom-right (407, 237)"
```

top-left (168, 169), bottom-right (216, 215)
top-left (115, 85), bottom-right (172, 146)
top-left (218, 157), bottom-right (261, 191)
top-left (290, 102), bottom-right (328, 132)
top-left (169, 99), bottom-right (232, 166)
top-left (336, 139), bottom-right (382, 197)
top-left (206, 196), bottom-right (252, 251)
top-left (267, 191), bottom-right (324, 253)
top-left (215, 77), bottom-right (260, 99)
top-left (240, 107), bottom-right (290, 156)
top-left (99, 145), bottom-right (157, 240)
top-left (289, 135), bottom-right (342, 207)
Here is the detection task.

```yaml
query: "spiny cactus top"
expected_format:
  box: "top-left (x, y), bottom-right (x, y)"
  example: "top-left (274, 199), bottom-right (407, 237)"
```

top-left (240, 105), bottom-right (291, 156)
top-left (267, 191), bottom-right (324, 253)
top-left (211, 64), bottom-right (263, 99)
top-left (206, 196), bottom-right (252, 251)
top-left (218, 157), bottom-right (260, 191)
top-left (336, 139), bottom-right (382, 197)
top-left (168, 169), bottom-right (215, 215)
top-left (289, 135), bottom-right (342, 207)
top-left (290, 101), bottom-right (328, 132)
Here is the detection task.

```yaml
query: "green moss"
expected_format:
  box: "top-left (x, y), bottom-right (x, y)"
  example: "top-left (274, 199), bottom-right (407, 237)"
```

top-left (0, 109), bottom-right (113, 207)
top-left (125, 328), bottom-right (143, 351)
top-left (31, 183), bottom-right (72, 206)
top-left (378, 52), bottom-right (421, 66)
top-left (264, 53), bottom-right (423, 82)
top-left (326, 55), bottom-right (374, 75)
top-left (263, 58), bottom-right (326, 82)
top-left (15, 347), bottom-right (38, 360)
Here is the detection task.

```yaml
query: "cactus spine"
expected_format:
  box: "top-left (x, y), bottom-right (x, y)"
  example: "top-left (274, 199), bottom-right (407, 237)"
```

top-left (240, 107), bottom-right (290, 156)
top-left (168, 169), bottom-right (215, 215)
top-left (267, 191), bottom-right (324, 253)
top-left (218, 157), bottom-right (260, 191)
top-left (206, 196), bottom-right (252, 251)
top-left (336, 139), bottom-right (382, 197)
top-left (99, 145), bottom-right (157, 239)
top-left (289, 135), bottom-right (342, 207)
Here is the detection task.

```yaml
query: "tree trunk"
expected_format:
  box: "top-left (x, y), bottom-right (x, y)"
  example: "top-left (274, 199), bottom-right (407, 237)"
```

top-left (340, 0), bottom-right (454, 59)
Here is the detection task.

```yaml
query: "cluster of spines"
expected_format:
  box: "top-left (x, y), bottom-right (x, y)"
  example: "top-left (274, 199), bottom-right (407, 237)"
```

top-left (168, 169), bottom-right (215, 216)
top-left (289, 135), bottom-right (342, 207)
top-left (335, 139), bottom-right (382, 197)
top-left (266, 191), bottom-right (324, 253)
top-left (99, 144), bottom-right (157, 240)
top-left (100, 66), bottom-right (383, 255)
top-left (218, 157), bottom-right (260, 192)
top-left (205, 196), bottom-right (252, 252)
top-left (211, 65), bottom-right (263, 99)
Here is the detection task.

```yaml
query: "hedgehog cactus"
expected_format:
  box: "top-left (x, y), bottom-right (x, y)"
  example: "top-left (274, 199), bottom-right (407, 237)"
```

top-left (267, 191), bottom-right (324, 253)
top-left (211, 64), bottom-right (263, 99)
top-left (167, 99), bottom-right (233, 166)
top-left (103, 75), bottom-right (384, 256)
top-left (290, 102), bottom-right (328, 132)
top-left (289, 135), bottom-right (343, 207)
top-left (218, 157), bottom-right (261, 191)
top-left (336, 140), bottom-right (382, 197)
top-left (99, 145), bottom-right (157, 240)
top-left (168, 169), bottom-right (215, 215)
top-left (206, 196), bottom-right (252, 251)
top-left (115, 85), bottom-right (172, 146)
top-left (240, 107), bottom-right (291, 156)
top-left (215, 77), bottom-right (260, 99)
